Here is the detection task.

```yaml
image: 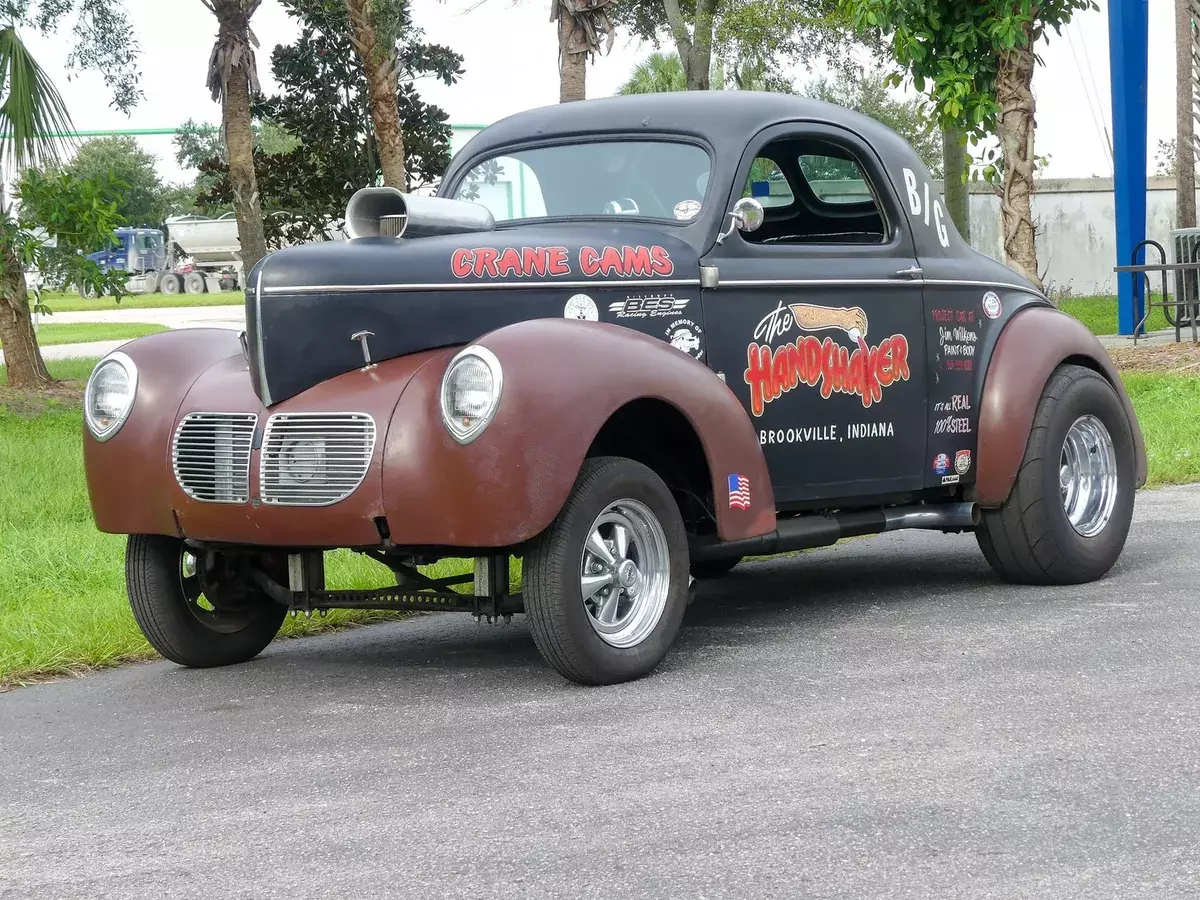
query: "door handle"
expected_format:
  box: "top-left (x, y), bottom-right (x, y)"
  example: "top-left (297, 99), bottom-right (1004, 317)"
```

top-left (895, 266), bottom-right (924, 279)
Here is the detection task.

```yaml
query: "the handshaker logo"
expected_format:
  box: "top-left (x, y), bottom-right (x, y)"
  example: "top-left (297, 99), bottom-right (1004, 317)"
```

top-left (744, 302), bottom-right (911, 416)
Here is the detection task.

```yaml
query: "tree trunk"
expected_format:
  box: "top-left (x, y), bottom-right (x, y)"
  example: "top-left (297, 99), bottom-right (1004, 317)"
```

top-left (558, 12), bottom-right (586, 102)
top-left (995, 37), bottom-right (1042, 291)
top-left (942, 128), bottom-right (970, 241)
top-left (1177, 0), bottom-right (1197, 229)
top-left (0, 238), bottom-right (51, 389)
top-left (347, 0), bottom-right (406, 187)
top-left (221, 51), bottom-right (267, 277)
top-left (685, 0), bottom-right (714, 90)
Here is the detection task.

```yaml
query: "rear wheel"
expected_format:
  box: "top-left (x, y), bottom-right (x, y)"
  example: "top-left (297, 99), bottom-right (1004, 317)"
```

top-left (159, 273), bottom-right (182, 295)
top-left (976, 365), bottom-right (1136, 584)
top-left (126, 534), bottom-right (287, 668)
top-left (524, 457), bottom-right (689, 685)
top-left (184, 272), bottom-right (207, 294)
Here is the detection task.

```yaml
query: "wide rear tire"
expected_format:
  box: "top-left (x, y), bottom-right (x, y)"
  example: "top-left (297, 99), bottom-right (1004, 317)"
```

top-left (126, 534), bottom-right (287, 668)
top-left (523, 457), bottom-right (690, 685)
top-left (976, 365), bottom-right (1136, 585)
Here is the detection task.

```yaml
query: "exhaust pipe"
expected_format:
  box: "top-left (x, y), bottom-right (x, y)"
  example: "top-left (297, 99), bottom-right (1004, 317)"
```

top-left (690, 502), bottom-right (980, 562)
top-left (345, 186), bottom-right (495, 240)
top-left (883, 502), bottom-right (979, 531)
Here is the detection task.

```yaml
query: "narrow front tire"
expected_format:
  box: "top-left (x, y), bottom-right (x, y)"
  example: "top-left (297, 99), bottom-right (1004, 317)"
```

top-left (126, 535), bottom-right (287, 668)
top-left (523, 457), bottom-right (690, 685)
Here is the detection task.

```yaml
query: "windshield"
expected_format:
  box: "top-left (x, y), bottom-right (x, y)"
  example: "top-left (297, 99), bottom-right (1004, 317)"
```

top-left (451, 140), bottom-right (711, 224)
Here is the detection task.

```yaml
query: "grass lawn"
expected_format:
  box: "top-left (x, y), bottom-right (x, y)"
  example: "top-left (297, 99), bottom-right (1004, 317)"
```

top-left (1058, 294), bottom-right (1172, 336)
top-left (34, 289), bottom-right (244, 314)
top-left (1, 352), bottom-right (1197, 687)
top-left (34, 322), bottom-right (168, 347)
top-left (0, 358), bottom-right (491, 687)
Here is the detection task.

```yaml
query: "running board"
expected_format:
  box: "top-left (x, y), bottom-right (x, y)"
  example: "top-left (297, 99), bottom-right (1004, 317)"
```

top-left (690, 502), bottom-right (979, 562)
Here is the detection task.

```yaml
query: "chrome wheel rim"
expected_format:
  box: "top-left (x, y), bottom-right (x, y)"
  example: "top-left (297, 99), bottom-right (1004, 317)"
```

top-left (1060, 415), bottom-right (1119, 537)
top-left (579, 499), bottom-right (670, 649)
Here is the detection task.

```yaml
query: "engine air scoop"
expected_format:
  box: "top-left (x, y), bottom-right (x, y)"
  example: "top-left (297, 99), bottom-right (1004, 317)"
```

top-left (345, 186), bottom-right (496, 240)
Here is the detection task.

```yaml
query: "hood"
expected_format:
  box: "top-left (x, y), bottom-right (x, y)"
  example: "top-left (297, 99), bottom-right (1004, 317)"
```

top-left (246, 225), bottom-right (701, 406)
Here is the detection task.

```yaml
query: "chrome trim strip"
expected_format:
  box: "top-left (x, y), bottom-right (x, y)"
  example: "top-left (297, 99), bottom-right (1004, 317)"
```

top-left (923, 278), bottom-right (1046, 296)
top-left (254, 266), bottom-right (272, 407)
top-left (261, 278), bottom-right (701, 295)
top-left (718, 278), bottom-right (914, 288)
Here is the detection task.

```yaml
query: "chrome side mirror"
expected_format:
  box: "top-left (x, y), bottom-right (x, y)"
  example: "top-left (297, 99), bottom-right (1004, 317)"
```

top-left (715, 197), bottom-right (765, 245)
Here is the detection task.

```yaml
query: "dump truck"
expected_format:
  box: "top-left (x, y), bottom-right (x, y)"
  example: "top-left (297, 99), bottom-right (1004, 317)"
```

top-left (85, 213), bottom-right (242, 296)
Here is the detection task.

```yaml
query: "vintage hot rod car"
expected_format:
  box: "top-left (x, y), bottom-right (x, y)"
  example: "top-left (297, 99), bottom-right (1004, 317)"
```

top-left (83, 93), bottom-right (1145, 685)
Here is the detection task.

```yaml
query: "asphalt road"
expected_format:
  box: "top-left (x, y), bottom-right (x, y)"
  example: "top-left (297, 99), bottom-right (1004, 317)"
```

top-left (3, 486), bottom-right (1199, 900)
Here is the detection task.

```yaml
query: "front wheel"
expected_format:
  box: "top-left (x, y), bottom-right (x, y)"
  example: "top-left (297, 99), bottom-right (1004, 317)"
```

top-left (976, 365), bottom-right (1136, 584)
top-left (523, 457), bottom-right (690, 685)
top-left (126, 535), bottom-right (288, 668)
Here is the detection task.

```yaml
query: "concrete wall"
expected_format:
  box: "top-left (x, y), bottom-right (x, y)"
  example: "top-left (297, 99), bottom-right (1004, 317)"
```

top-left (963, 176), bottom-right (1190, 298)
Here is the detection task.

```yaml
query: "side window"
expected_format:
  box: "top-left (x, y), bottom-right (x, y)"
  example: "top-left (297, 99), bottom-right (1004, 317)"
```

top-left (739, 137), bottom-right (887, 247)
top-left (741, 158), bottom-right (794, 208)
top-left (797, 154), bottom-right (873, 205)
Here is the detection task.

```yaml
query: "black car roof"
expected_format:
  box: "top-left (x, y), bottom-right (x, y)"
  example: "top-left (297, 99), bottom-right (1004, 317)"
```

top-left (447, 91), bottom-right (914, 171)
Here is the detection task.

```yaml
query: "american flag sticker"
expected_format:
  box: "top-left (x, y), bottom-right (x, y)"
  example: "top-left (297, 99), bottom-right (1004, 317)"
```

top-left (728, 473), bottom-right (751, 510)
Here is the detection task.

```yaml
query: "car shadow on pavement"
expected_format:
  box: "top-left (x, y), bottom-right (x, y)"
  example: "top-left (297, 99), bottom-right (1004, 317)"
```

top-left (175, 530), bottom-right (1154, 687)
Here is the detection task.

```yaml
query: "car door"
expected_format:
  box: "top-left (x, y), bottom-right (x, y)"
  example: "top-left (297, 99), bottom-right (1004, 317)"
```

top-left (700, 122), bottom-right (928, 506)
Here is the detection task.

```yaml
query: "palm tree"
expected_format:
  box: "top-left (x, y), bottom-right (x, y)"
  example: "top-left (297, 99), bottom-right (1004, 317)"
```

top-left (618, 52), bottom-right (688, 94)
top-left (0, 25), bottom-right (75, 389)
top-left (346, 0), bottom-right (407, 189)
top-left (618, 51), bottom-right (730, 95)
top-left (202, 0), bottom-right (267, 275)
top-left (551, 0), bottom-right (617, 102)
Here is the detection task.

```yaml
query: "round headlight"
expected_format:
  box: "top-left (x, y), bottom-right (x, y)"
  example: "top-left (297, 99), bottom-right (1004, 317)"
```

top-left (440, 346), bottom-right (503, 444)
top-left (84, 351), bottom-right (138, 441)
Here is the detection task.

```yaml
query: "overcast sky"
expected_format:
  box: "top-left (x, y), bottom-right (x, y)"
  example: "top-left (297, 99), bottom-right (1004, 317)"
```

top-left (18, 0), bottom-right (1177, 185)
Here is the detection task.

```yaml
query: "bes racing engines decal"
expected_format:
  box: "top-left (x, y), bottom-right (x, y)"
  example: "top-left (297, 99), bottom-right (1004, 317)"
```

top-left (744, 302), bottom-right (911, 416)
top-left (451, 244), bottom-right (674, 279)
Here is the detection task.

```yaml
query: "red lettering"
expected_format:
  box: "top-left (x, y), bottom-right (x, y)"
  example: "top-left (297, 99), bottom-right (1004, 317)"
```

top-left (599, 246), bottom-right (624, 276)
top-left (620, 245), bottom-right (653, 277)
top-left (521, 247), bottom-right (548, 277)
top-left (451, 248), bottom-right (473, 278)
top-left (496, 247), bottom-right (523, 277)
top-left (891, 334), bottom-right (911, 380)
top-left (649, 245), bottom-right (674, 276)
top-left (743, 332), bottom-right (913, 416)
top-left (547, 246), bottom-right (571, 276)
top-left (745, 344), bottom-right (773, 417)
top-left (474, 247), bottom-right (500, 277)
top-left (579, 246), bottom-right (600, 277)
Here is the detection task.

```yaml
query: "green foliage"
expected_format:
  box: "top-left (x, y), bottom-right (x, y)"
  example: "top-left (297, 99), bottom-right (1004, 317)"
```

top-left (194, 0), bottom-right (461, 244)
top-left (804, 65), bottom-right (941, 176)
top-left (7, 169), bottom-right (129, 310)
top-left (842, 0), bottom-right (1096, 138)
top-left (172, 118), bottom-right (300, 215)
top-left (62, 136), bottom-right (166, 227)
top-left (612, 0), bottom-right (857, 92)
top-left (1, 2), bottom-right (141, 117)
top-left (618, 51), bottom-right (690, 94)
top-left (0, 24), bottom-right (74, 171)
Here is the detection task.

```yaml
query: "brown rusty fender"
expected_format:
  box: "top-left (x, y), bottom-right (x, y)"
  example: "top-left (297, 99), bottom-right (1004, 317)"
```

top-left (972, 305), bottom-right (1148, 507)
top-left (85, 320), bottom-right (776, 548)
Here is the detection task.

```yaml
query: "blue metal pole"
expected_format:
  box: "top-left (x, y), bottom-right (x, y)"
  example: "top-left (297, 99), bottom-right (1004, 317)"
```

top-left (1109, 0), bottom-right (1150, 336)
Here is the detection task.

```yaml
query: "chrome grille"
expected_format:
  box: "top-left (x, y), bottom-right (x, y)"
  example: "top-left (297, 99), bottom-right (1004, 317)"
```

top-left (172, 413), bottom-right (257, 503)
top-left (260, 413), bottom-right (376, 506)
